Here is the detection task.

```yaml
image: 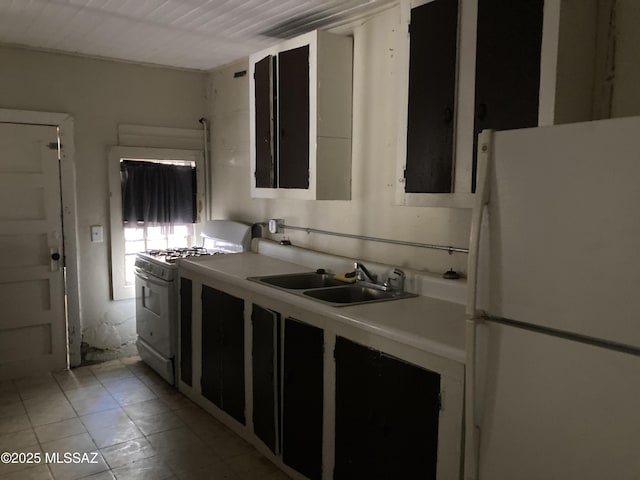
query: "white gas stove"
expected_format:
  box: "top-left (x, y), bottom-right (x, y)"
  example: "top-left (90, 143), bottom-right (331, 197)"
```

top-left (134, 220), bottom-right (251, 385)
top-left (135, 247), bottom-right (216, 280)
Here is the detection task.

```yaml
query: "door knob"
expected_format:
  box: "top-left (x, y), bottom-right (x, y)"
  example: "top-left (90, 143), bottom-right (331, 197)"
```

top-left (50, 248), bottom-right (61, 272)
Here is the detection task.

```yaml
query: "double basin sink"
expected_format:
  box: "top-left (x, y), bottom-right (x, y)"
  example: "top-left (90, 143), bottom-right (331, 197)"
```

top-left (248, 271), bottom-right (417, 307)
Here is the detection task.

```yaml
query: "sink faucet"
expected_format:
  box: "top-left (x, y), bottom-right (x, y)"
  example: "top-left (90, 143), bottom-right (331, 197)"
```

top-left (354, 262), bottom-right (378, 284)
top-left (384, 268), bottom-right (406, 293)
top-left (354, 262), bottom-right (406, 293)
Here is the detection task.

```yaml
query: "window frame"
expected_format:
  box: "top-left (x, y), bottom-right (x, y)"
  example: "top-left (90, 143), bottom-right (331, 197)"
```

top-left (108, 146), bottom-right (204, 300)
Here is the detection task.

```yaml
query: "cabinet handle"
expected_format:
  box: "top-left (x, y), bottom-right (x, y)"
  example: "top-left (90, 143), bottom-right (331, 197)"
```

top-left (477, 102), bottom-right (488, 122)
top-left (443, 107), bottom-right (453, 123)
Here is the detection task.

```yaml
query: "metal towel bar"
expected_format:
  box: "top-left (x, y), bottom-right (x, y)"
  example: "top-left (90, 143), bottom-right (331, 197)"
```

top-left (269, 222), bottom-right (469, 255)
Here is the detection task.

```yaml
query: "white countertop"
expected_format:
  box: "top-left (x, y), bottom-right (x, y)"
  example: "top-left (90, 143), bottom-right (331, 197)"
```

top-left (179, 252), bottom-right (466, 364)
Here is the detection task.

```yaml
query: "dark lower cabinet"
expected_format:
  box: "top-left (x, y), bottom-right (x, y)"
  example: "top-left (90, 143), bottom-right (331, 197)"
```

top-left (201, 285), bottom-right (245, 425)
top-left (251, 304), bottom-right (281, 454)
top-left (282, 318), bottom-right (323, 480)
top-left (334, 337), bottom-right (441, 479)
top-left (179, 277), bottom-right (192, 386)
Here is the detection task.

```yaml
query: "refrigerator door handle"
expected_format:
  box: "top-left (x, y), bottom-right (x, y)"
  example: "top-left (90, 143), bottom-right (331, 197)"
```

top-left (464, 130), bottom-right (493, 480)
top-left (466, 130), bottom-right (493, 317)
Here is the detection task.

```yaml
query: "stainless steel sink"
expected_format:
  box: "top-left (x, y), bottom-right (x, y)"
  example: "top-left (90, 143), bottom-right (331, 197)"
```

top-left (251, 272), bottom-right (346, 289)
top-left (303, 285), bottom-right (416, 306)
top-left (248, 272), bottom-right (417, 306)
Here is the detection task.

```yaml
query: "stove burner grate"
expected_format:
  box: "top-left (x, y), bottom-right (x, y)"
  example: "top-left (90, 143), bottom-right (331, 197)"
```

top-left (144, 246), bottom-right (223, 264)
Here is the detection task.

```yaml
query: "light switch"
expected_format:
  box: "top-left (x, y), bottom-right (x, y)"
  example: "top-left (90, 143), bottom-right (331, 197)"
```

top-left (91, 225), bottom-right (104, 243)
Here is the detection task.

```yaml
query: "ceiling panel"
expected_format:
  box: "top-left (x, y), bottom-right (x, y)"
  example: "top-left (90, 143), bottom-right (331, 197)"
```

top-left (0, 0), bottom-right (395, 70)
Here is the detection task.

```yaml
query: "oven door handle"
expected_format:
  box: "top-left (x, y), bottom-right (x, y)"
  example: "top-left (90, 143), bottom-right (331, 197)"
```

top-left (134, 267), bottom-right (150, 281)
top-left (134, 267), bottom-right (172, 287)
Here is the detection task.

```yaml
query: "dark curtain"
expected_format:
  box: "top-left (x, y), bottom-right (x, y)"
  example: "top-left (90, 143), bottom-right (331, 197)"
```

top-left (121, 160), bottom-right (196, 224)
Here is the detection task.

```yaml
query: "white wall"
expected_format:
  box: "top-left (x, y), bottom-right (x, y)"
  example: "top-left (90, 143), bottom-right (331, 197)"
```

top-left (612, 0), bottom-right (640, 117)
top-left (584, 0), bottom-right (640, 120)
top-left (553, 0), bottom-right (598, 124)
top-left (0, 46), bottom-right (206, 357)
top-left (207, 1), bottom-right (640, 278)
top-left (208, 7), bottom-right (472, 276)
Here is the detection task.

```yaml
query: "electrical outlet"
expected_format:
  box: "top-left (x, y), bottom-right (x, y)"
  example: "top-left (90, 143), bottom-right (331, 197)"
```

top-left (268, 219), bottom-right (283, 234)
top-left (91, 225), bottom-right (104, 243)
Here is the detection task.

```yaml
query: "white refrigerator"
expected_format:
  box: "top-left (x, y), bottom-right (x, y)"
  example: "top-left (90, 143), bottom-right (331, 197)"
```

top-left (465, 116), bottom-right (640, 480)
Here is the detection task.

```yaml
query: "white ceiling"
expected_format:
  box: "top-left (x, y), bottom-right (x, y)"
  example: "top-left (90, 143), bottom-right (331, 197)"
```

top-left (0, 0), bottom-right (394, 70)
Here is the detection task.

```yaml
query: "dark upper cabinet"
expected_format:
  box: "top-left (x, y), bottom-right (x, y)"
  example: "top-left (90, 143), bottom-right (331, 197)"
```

top-left (472, 0), bottom-right (544, 192)
top-left (400, 0), bottom-right (550, 205)
top-left (251, 304), bottom-right (281, 454)
top-left (179, 277), bottom-right (192, 386)
top-left (282, 317), bottom-right (323, 480)
top-left (253, 55), bottom-right (276, 189)
top-left (278, 45), bottom-right (311, 189)
top-left (405, 0), bottom-right (458, 194)
top-left (334, 337), bottom-right (441, 479)
top-left (249, 30), bottom-right (353, 200)
top-left (252, 48), bottom-right (304, 190)
top-left (201, 285), bottom-right (245, 425)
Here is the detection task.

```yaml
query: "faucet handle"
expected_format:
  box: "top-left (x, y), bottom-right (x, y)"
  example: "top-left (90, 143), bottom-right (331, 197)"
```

top-left (353, 261), bottom-right (362, 281)
top-left (386, 268), bottom-right (406, 292)
top-left (354, 262), bottom-right (378, 283)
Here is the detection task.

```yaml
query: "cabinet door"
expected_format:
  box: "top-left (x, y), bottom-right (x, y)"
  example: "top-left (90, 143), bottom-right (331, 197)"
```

top-left (179, 277), bottom-right (192, 386)
top-left (251, 304), bottom-right (280, 453)
top-left (201, 285), bottom-right (223, 407)
top-left (282, 318), bottom-right (323, 480)
top-left (472, 0), bottom-right (544, 191)
top-left (334, 337), bottom-right (441, 479)
top-left (405, 0), bottom-right (458, 193)
top-left (278, 45), bottom-right (310, 189)
top-left (378, 353), bottom-right (440, 478)
top-left (221, 292), bottom-right (245, 425)
top-left (334, 337), bottom-right (383, 479)
top-left (254, 55), bottom-right (276, 188)
top-left (201, 285), bottom-right (245, 425)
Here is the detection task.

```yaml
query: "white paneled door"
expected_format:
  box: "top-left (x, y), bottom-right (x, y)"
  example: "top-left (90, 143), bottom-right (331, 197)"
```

top-left (0, 123), bottom-right (67, 379)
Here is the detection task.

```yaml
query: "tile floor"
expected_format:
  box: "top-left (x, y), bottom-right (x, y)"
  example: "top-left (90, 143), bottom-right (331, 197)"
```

top-left (0, 357), bottom-right (291, 480)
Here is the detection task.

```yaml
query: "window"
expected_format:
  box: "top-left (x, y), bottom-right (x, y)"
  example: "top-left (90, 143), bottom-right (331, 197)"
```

top-left (108, 146), bottom-right (204, 300)
top-left (120, 158), bottom-right (197, 286)
top-left (123, 217), bottom-right (195, 286)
